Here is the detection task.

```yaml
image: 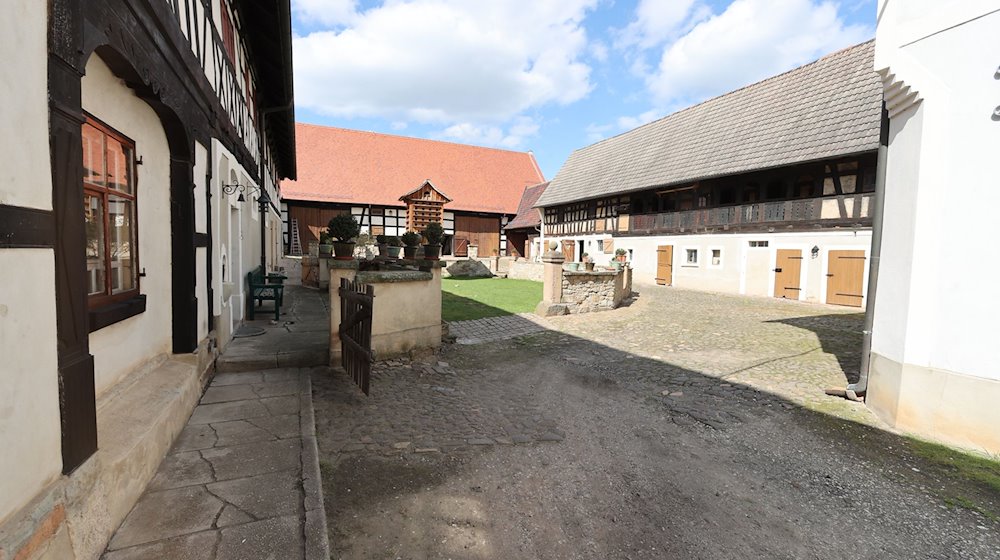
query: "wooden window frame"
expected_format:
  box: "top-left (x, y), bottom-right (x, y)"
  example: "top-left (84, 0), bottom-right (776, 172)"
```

top-left (220, 0), bottom-right (236, 62)
top-left (83, 114), bottom-right (140, 310)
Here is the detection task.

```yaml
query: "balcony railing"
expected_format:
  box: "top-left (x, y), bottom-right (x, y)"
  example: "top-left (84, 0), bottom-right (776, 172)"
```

top-left (628, 194), bottom-right (873, 234)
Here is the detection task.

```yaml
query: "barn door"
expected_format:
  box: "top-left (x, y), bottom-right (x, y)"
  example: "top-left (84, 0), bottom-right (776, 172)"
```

top-left (826, 250), bottom-right (866, 307)
top-left (656, 245), bottom-right (673, 286)
top-left (773, 249), bottom-right (803, 299)
top-left (562, 240), bottom-right (575, 262)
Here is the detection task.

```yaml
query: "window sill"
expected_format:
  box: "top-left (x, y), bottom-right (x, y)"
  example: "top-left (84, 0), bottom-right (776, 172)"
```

top-left (89, 294), bottom-right (146, 333)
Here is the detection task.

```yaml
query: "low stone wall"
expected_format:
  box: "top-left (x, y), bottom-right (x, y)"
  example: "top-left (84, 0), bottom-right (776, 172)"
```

top-left (560, 270), bottom-right (626, 313)
top-left (507, 261), bottom-right (544, 282)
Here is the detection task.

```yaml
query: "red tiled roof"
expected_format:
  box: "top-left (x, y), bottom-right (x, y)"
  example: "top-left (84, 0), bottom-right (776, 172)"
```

top-left (281, 123), bottom-right (545, 214)
top-left (505, 182), bottom-right (548, 230)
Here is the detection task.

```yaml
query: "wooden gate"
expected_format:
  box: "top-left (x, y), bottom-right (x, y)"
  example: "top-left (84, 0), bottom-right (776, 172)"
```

top-left (826, 250), bottom-right (866, 307)
top-left (773, 249), bottom-right (803, 299)
top-left (656, 245), bottom-right (673, 285)
top-left (339, 278), bottom-right (375, 395)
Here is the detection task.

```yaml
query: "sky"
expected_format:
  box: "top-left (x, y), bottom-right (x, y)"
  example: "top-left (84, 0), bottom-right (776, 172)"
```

top-left (290, 0), bottom-right (876, 180)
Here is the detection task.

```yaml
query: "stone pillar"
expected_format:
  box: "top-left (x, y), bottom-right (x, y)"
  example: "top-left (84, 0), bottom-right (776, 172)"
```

top-left (328, 260), bottom-right (359, 366)
top-left (536, 241), bottom-right (568, 316)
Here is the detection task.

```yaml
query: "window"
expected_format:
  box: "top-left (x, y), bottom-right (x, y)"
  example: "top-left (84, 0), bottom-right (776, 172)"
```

top-left (711, 249), bottom-right (722, 267)
top-left (685, 248), bottom-right (699, 266)
top-left (220, 1), bottom-right (236, 61)
top-left (83, 116), bottom-right (139, 306)
top-left (749, 240), bottom-right (769, 248)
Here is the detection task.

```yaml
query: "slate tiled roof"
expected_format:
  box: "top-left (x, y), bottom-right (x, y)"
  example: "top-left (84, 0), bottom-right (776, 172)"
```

top-left (505, 182), bottom-right (549, 230)
top-left (281, 124), bottom-right (545, 214)
top-left (536, 40), bottom-right (881, 208)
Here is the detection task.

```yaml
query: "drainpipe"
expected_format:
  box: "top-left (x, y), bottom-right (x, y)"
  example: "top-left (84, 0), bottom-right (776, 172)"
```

top-left (849, 104), bottom-right (889, 400)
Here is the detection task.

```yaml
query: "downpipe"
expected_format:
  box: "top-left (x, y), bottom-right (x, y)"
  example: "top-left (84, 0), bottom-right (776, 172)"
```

top-left (848, 106), bottom-right (889, 401)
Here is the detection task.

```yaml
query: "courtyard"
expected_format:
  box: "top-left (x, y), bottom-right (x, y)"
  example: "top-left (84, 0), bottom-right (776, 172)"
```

top-left (312, 286), bottom-right (1000, 559)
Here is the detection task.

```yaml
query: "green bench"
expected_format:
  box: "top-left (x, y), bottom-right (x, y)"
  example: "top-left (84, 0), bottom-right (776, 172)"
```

top-left (247, 266), bottom-right (284, 321)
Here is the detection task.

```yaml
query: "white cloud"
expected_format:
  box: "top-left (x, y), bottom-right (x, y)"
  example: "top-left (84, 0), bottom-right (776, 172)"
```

top-left (294, 1), bottom-right (598, 125)
top-left (584, 122), bottom-right (613, 142)
top-left (292, 0), bottom-right (358, 27)
top-left (645, 0), bottom-right (872, 106)
top-left (437, 116), bottom-right (540, 149)
top-left (390, 121), bottom-right (408, 131)
top-left (615, 109), bottom-right (661, 131)
top-left (615, 0), bottom-right (707, 50)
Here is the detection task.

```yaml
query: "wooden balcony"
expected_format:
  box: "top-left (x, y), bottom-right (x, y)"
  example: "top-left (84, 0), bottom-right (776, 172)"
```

top-left (627, 194), bottom-right (874, 235)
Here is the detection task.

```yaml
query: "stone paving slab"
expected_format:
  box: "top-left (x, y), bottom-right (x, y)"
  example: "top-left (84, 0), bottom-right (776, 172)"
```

top-left (217, 286), bottom-right (330, 373)
top-left (448, 312), bottom-right (550, 344)
top-left (103, 368), bottom-right (330, 560)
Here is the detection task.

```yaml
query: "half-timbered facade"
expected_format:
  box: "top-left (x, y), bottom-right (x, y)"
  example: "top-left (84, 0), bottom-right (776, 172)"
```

top-left (281, 124), bottom-right (545, 258)
top-left (536, 41), bottom-right (883, 307)
top-left (0, 1), bottom-right (295, 558)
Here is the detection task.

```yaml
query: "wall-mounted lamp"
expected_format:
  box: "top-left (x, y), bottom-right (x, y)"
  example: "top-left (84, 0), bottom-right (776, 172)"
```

top-left (223, 182), bottom-right (272, 273)
top-left (811, 245), bottom-right (820, 259)
top-left (222, 183), bottom-right (268, 204)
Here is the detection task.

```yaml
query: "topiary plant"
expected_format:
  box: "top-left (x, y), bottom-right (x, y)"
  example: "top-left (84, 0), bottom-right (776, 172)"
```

top-left (387, 235), bottom-right (403, 247)
top-left (375, 234), bottom-right (389, 244)
top-left (422, 221), bottom-right (444, 246)
top-left (327, 214), bottom-right (360, 242)
top-left (401, 231), bottom-right (422, 247)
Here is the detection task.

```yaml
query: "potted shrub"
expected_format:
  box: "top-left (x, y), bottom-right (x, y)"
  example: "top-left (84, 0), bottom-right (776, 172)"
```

top-left (615, 248), bottom-right (627, 263)
top-left (386, 235), bottom-right (403, 258)
top-left (401, 231), bottom-right (421, 259)
top-left (582, 253), bottom-right (595, 271)
top-left (422, 221), bottom-right (444, 260)
top-left (318, 232), bottom-right (333, 257)
top-left (610, 258), bottom-right (623, 271)
top-left (375, 234), bottom-right (390, 257)
top-left (327, 214), bottom-right (360, 260)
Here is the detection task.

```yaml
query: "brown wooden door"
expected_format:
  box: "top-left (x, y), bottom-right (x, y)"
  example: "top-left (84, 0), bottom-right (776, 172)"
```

top-left (562, 240), bottom-right (575, 262)
top-left (773, 249), bottom-right (803, 299)
top-left (656, 245), bottom-right (673, 285)
top-left (455, 215), bottom-right (501, 256)
top-left (826, 250), bottom-right (866, 307)
top-left (454, 237), bottom-right (469, 257)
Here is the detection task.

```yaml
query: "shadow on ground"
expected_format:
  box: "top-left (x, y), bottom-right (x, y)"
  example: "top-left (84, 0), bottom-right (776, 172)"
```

top-left (767, 312), bottom-right (866, 385)
top-left (312, 288), bottom-right (1000, 559)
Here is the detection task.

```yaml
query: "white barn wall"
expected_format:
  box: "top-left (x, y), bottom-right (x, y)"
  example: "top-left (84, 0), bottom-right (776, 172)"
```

top-left (547, 230), bottom-right (871, 305)
top-left (0, 0), bottom-right (63, 524)
top-left (82, 55), bottom-right (174, 396)
top-left (868, 1), bottom-right (1000, 453)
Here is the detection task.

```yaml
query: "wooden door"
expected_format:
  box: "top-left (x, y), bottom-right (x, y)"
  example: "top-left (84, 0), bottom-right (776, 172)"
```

top-left (454, 215), bottom-right (501, 256)
top-left (773, 249), bottom-right (803, 299)
top-left (562, 240), bottom-right (575, 262)
top-left (454, 237), bottom-right (470, 257)
top-left (826, 250), bottom-right (866, 307)
top-left (656, 245), bottom-right (673, 286)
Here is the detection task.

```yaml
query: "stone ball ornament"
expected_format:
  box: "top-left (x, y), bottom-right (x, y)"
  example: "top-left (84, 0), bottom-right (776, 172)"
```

top-left (549, 240), bottom-right (559, 251)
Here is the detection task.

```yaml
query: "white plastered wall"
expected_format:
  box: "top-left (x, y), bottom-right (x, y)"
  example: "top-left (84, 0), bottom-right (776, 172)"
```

top-left (545, 230), bottom-right (871, 305)
top-left (0, 0), bottom-right (64, 524)
top-left (211, 140), bottom-right (266, 345)
top-left (867, 1), bottom-right (1000, 453)
top-left (82, 55), bottom-right (173, 396)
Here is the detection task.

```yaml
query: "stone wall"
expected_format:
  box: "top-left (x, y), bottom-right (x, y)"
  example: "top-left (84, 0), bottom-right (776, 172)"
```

top-left (507, 261), bottom-right (544, 282)
top-left (560, 270), bottom-right (625, 313)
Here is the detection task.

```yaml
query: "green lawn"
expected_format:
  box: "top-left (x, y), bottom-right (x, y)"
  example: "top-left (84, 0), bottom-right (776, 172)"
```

top-left (441, 277), bottom-right (543, 322)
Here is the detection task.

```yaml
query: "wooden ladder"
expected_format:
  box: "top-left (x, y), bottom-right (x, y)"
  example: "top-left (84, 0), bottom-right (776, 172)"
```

top-left (289, 217), bottom-right (303, 256)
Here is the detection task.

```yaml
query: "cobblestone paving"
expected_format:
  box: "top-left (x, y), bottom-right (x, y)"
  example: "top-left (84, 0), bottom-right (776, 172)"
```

top-left (313, 285), bottom-right (1000, 559)
top-left (547, 286), bottom-right (871, 421)
top-left (312, 357), bottom-right (565, 458)
top-left (448, 313), bottom-right (550, 344)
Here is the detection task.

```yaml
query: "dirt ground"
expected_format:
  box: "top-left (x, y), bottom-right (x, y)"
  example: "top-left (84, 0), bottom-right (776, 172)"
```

top-left (313, 288), bottom-right (1000, 559)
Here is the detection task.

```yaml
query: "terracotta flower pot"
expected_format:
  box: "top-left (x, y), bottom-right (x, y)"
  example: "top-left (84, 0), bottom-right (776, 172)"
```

top-left (422, 244), bottom-right (441, 260)
top-left (333, 241), bottom-right (356, 260)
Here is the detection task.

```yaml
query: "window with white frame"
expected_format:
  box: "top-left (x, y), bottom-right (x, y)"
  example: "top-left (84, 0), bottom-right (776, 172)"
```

top-left (749, 240), bottom-right (769, 248)
top-left (710, 248), bottom-right (722, 267)
top-left (685, 248), bottom-right (699, 266)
